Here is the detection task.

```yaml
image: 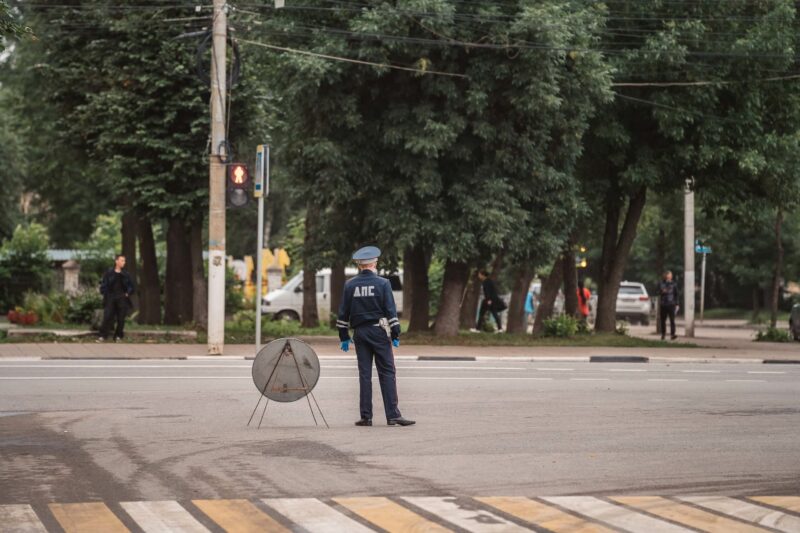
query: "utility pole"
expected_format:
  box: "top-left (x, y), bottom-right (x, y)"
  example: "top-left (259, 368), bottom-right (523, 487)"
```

top-left (684, 181), bottom-right (695, 337)
top-left (700, 251), bottom-right (707, 323)
top-left (207, 0), bottom-right (227, 355)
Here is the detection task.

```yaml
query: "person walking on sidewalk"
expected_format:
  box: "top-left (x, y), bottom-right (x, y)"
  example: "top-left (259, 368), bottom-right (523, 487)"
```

top-left (97, 254), bottom-right (135, 342)
top-left (659, 270), bottom-right (679, 340)
top-left (471, 270), bottom-right (506, 333)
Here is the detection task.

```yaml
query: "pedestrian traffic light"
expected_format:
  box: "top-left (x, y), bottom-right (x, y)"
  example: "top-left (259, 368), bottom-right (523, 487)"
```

top-left (227, 163), bottom-right (250, 208)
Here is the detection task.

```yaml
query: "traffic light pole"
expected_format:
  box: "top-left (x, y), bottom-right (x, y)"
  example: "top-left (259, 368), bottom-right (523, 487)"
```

top-left (207, 0), bottom-right (227, 355)
top-left (255, 145), bottom-right (269, 353)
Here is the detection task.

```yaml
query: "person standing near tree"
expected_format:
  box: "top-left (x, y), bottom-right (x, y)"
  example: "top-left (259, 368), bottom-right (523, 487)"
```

top-left (470, 270), bottom-right (506, 333)
top-left (97, 254), bottom-right (135, 342)
top-left (576, 279), bottom-right (591, 323)
top-left (659, 270), bottom-right (680, 340)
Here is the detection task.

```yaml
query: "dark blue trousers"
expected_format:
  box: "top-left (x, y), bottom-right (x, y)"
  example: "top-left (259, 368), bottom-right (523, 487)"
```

top-left (353, 324), bottom-right (401, 421)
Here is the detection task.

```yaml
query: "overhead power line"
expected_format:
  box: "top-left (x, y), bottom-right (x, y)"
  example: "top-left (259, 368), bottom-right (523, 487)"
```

top-left (236, 37), bottom-right (469, 78)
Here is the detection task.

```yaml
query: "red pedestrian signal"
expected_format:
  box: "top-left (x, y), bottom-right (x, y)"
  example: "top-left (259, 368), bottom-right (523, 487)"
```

top-left (227, 163), bottom-right (250, 208)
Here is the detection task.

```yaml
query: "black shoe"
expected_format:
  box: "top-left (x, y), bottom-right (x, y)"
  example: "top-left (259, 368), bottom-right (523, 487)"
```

top-left (355, 419), bottom-right (372, 426)
top-left (671, 335), bottom-right (678, 340)
top-left (388, 417), bottom-right (415, 426)
top-left (660, 335), bottom-right (665, 340)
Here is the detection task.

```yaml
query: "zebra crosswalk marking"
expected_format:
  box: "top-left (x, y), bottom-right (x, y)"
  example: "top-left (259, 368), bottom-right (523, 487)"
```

top-left (0, 504), bottom-right (47, 533)
top-left (193, 499), bottom-right (288, 533)
top-left (679, 496), bottom-right (800, 533)
top-left (48, 503), bottom-right (129, 533)
top-left (120, 501), bottom-right (209, 533)
top-left (263, 498), bottom-right (374, 533)
top-left (403, 497), bottom-right (530, 533)
top-left (543, 496), bottom-right (694, 533)
top-left (750, 497), bottom-right (800, 515)
top-left (477, 496), bottom-right (616, 533)
top-left (610, 496), bottom-right (770, 533)
top-left (4, 495), bottom-right (800, 532)
top-left (334, 496), bottom-right (453, 533)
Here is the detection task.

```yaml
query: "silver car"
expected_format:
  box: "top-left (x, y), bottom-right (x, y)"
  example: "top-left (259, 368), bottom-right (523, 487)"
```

top-left (616, 281), bottom-right (651, 325)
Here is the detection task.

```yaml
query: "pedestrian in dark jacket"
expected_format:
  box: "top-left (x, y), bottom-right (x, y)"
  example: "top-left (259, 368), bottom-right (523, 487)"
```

top-left (97, 254), bottom-right (135, 342)
top-left (471, 270), bottom-right (505, 333)
top-left (658, 270), bottom-right (679, 340)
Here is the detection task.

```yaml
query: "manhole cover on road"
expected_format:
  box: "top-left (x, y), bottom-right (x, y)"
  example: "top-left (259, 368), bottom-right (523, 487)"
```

top-left (252, 338), bottom-right (320, 403)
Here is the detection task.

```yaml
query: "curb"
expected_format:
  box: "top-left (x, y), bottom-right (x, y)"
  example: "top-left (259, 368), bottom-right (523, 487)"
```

top-left (589, 355), bottom-right (649, 363)
top-left (1, 356), bottom-right (798, 365)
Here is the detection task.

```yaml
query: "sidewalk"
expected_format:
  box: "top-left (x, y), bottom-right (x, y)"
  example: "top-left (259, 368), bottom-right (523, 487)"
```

top-left (0, 337), bottom-right (797, 362)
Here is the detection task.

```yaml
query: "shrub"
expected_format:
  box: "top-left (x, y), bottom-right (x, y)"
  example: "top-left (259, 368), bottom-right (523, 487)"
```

top-left (543, 314), bottom-right (579, 337)
top-left (0, 223), bottom-right (52, 310)
top-left (615, 320), bottom-right (630, 336)
top-left (226, 266), bottom-right (246, 315)
top-left (66, 290), bottom-right (103, 324)
top-left (23, 291), bottom-right (69, 324)
top-left (755, 327), bottom-right (792, 343)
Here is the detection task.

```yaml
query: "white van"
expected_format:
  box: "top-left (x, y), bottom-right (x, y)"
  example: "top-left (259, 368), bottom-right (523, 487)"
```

top-left (261, 268), bottom-right (404, 321)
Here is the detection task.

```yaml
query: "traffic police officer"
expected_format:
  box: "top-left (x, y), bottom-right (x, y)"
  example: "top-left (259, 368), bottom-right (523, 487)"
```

top-left (338, 246), bottom-right (415, 427)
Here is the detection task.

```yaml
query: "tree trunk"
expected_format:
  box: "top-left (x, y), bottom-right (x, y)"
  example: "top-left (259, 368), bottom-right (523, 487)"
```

top-left (402, 247), bottom-right (413, 321)
top-left (770, 208), bottom-right (784, 329)
top-left (506, 264), bottom-right (536, 334)
top-left (433, 260), bottom-right (469, 336)
top-left (752, 286), bottom-right (761, 322)
top-left (301, 210), bottom-right (319, 328)
top-left (190, 221), bottom-right (207, 329)
top-left (562, 237), bottom-right (578, 317)
top-left (164, 218), bottom-right (193, 325)
top-left (301, 267), bottom-right (319, 328)
top-left (459, 268), bottom-right (481, 330)
top-left (405, 244), bottom-right (431, 332)
top-left (121, 209), bottom-right (139, 312)
top-left (329, 262), bottom-right (345, 328)
top-left (136, 217), bottom-right (161, 325)
top-left (532, 255), bottom-right (564, 335)
top-left (594, 187), bottom-right (647, 332)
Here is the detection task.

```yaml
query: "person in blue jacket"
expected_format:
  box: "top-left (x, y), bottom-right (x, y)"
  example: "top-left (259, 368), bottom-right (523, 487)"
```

top-left (337, 246), bottom-right (415, 427)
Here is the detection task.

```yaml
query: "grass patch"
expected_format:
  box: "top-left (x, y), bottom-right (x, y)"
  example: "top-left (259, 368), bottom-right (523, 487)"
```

top-left (403, 331), bottom-right (695, 348)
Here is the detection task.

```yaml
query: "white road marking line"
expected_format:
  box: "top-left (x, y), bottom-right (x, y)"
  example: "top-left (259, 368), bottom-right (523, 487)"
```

top-left (747, 371), bottom-right (786, 374)
top-left (543, 496), bottom-right (693, 533)
top-left (534, 368), bottom-right (575, 371)
top-left (263, 498), bottom-right (373, 533)
top-left (681, 370), bottom-right (720, 373)
top-left (678, 496), bottom-right (800, 533)
top-left (121, 501), bottom-right (209, 533)
top-left (570, 378), bottom-right (611, 381)
top-left (403, 496), bottom-right (529, 532)
top-left (0, 364), bottom-right (524, 371)
top-left (607, 369), bottom-right (648, 372)
top-left (725, 379), bottom-right (767, 382)
top-left (647, 379), bottom-right (689, 382)
top-left (0, 365), bottom-right (251, 369)
top-left (0, 376), bottom-right (555, 381)
top-left (0, 504), bottom-right (47, 532)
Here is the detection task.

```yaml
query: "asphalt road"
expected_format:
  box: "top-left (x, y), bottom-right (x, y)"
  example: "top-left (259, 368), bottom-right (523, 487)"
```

top-left (1, 358), bottom-right (799, 509)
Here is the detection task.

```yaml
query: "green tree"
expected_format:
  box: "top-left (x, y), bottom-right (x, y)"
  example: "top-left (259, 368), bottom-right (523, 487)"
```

top-left (0, 223), bottom-right (51, 309)
top-left (584, 0), bottom-right (800, 332)
top-left (254, 0), bottom-right (610, 334)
